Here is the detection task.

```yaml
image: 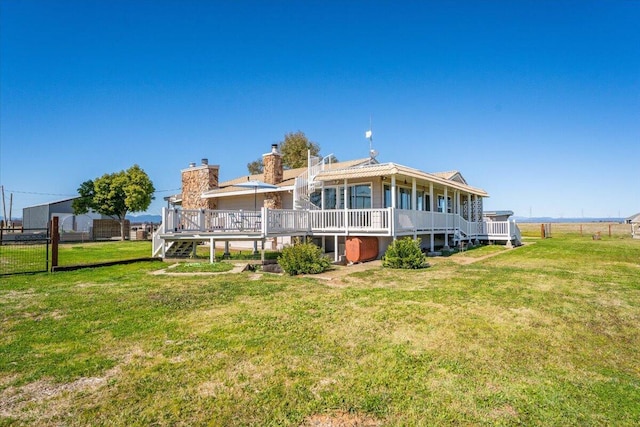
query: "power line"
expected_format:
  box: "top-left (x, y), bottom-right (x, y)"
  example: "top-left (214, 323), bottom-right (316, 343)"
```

top-left (154, 188), bottom-right (181, 193)
top-left (3, 188), bottom-right (180, 196)
top-left (4, 190), bottom-right (77, 197)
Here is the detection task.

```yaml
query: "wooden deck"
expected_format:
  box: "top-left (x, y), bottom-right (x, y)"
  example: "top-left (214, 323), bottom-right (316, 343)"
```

top-left (153, 207), bottom-right (522, 257)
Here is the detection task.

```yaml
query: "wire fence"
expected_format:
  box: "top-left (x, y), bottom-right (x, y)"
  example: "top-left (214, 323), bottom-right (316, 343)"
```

top-left (0, 228), bottom-right (49, 275)
top-left (517, 222), bottom-right (632, 238)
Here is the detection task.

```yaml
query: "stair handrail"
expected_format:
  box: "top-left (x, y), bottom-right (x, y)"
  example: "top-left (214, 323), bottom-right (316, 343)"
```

top-left (293, 152), bottom-right (334, 210)
top-left (152, 207), bottom-right (167, 257)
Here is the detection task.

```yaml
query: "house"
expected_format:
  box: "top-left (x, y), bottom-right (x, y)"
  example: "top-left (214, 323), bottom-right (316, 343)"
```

top-left (625, 212), bottom-right (640, 225)
top-left (152, 144), bottom-right (522, 261)
top-left (627, 213), bottom-right (640, 239)
top-left (483, 210), bottom-right (514, 222)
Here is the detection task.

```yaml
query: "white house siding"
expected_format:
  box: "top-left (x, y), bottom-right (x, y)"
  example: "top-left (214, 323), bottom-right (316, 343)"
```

top-left (217, 194), bottom-right (259, 211)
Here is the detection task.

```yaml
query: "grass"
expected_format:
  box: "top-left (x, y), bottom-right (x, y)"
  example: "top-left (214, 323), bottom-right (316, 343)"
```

top-left (1, 234), bottom-right (639, 425)
top-left (57, 240), bottom-right (152, 266)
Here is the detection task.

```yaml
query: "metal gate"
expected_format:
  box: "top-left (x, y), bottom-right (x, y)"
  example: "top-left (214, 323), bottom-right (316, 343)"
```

top-left (0, 228), bottom-right (50, 275)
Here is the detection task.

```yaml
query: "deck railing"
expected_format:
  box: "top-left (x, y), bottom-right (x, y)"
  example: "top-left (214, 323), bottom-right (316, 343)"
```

top-left (483, 220), bottom-right (521, 242)
top-left (163, 208), bottom-right (263, 233)
top-left (152, 219), bottom-right (166, 257)
top-left (157, 207), bottom-right (519, 241)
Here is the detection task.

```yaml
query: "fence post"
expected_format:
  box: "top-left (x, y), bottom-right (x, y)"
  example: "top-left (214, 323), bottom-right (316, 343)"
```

top-left (50, 216), bottom-right (59, 270)
top-left (609, 224), bottom-right (612, 238)
top-left (540, 223), bottom-right (545, 239)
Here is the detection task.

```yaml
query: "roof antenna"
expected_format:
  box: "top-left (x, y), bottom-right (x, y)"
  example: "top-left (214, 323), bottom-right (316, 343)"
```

top-left (365, 116), bottom-right (378, 162)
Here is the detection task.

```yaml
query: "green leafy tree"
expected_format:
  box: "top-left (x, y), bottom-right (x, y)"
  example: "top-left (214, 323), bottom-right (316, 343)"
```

top-left (247, 157), bottom-right (264, 174)
top-left (280, 131), bottom-right (321, 169)
top-left (247, 130), bottom-right (338, 174)
top-left (73, 164), bottom-right (155, 241)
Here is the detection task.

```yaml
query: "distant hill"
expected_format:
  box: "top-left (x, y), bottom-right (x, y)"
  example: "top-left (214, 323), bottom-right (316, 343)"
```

top-left (126, 214), bottom-right (162, 223)
top-left (513, 217), bottom-right (625, 223)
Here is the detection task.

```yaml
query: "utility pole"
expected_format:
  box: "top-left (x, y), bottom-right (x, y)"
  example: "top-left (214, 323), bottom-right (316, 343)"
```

top-left (1, 185), bottom-right (6, 228)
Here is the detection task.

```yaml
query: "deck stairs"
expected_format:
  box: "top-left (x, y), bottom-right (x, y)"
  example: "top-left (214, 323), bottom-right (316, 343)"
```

top-left (164, 240), bottom-right (194, 258)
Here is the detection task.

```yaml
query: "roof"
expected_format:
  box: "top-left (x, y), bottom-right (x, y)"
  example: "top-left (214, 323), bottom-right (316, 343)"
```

top-left (314, 162), bottom-right (488, 196)
top-left (627, 212), bottom-right (640, 223)
top-left (23, 197), bottom-right (78, 209)
top-left (431, 170), bottom-right (468, 185)
top-left (483, 210), bottom-right (514, 217)
top-left (202, 158), bottom-right (372, 199)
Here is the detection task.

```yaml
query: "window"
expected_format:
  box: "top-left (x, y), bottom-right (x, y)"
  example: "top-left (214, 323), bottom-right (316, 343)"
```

top-left (323, 187), bottom-right (344, 209)
top-left (397, 187), bottom-right (412, 209)
top-left (310, 190), bottom-right (322, 208)
top-left (349, 184), bottom-right (371, 209)
top-left (384, 185), bottom-right (391, 208)
top-left (425, 194), bottom-right (431, 211)
top-left (437, 195), bottom-right (453, 213)
top-left (437, 195), bottom-right (446, 213)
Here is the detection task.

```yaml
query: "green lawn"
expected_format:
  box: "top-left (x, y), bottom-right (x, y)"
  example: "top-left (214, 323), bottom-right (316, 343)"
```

top-left (1, 236), bottom-right (639, 426)
top-left (57, 240), bottom-right (153, 266)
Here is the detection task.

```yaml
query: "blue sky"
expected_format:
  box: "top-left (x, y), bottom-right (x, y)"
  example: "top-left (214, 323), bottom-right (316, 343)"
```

top-left (1, 0), bottom-right (638, 219)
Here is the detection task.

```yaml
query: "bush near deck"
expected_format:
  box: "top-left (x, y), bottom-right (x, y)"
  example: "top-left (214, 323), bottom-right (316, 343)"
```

top-left (1, 236), bottom-right (639, 426)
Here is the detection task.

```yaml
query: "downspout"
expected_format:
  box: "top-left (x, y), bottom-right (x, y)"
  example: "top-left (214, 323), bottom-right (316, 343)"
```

top-left (429, 182), bottom-right (434, 252)
top-left (443, 187), bottom-right (449, 250)
top-left (391, 176), bottom-right (397, 240)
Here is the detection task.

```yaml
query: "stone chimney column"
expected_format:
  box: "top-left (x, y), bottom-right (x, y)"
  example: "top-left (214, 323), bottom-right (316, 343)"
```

top-left (262, 144), bottom-right (283, 209)
top-left (181, 159), bottom-right (219, 210)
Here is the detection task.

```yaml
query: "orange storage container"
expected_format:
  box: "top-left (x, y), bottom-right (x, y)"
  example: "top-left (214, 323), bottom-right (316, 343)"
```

top-left (345, 236), bottom-right (379, 263)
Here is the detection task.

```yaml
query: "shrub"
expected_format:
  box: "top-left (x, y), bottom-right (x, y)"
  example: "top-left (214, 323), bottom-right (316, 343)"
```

top-left (278, 239), bottom-right (332, 275)
top-left (382, 237), bottom-right (428, 269)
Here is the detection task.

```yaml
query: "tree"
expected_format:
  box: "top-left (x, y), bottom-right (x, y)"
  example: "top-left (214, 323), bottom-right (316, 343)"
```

top-left (247, 157), bottom-right (263, 175)
top-left (280, 131), bottom-right (321, 169)
top-left (73, 164), bottom-right (155, 241)
top-left (246, 130), bottom-right (338, 174)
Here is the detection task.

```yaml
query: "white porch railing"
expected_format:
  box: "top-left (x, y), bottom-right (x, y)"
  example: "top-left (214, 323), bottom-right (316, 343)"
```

top-left (155, 207), bottom-right (519, 242)
top-left (483, 220), bottom-right (521, 242)
top-left (162, 207), bottom-right (263, 233)
top-left (267, 209), bottom-right (310, 234)
top-left (152, 218), bottom-right (166, 257)
top-left (394, 210), bottom-right (459, 233)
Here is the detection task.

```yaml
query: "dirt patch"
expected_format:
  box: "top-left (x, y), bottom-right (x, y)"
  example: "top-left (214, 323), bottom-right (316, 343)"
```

top-left (0, 367), bottom-right (119, 420)
top-left (448, 242), bottom-right (530, 265)
top-left (301, 411), bottom-right (382, 427)
top-left (488, 404), bottom-right (519, 420)
top-left (0, 345), bottom-right (154, 421)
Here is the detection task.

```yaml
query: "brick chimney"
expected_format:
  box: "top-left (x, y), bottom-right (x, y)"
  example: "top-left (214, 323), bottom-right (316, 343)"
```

top-left (262, 144), bottom-right (283, 209)
top-left (181, 158), bottom-right (218, 210)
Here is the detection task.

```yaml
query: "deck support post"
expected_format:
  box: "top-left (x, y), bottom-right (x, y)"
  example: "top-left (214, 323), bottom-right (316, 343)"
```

top-left (391, 176), bottom-right (397, 208)
top-left (209, 238), bottom-right (216, 263)
top-left (334, 235), bottom-right (339, 262)
top-left (429, 183), bottom-right (435, 252)
top-left (443, 187), bottom-right (450, 250)
top-left (224, 241), bottom-right (230, 259)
